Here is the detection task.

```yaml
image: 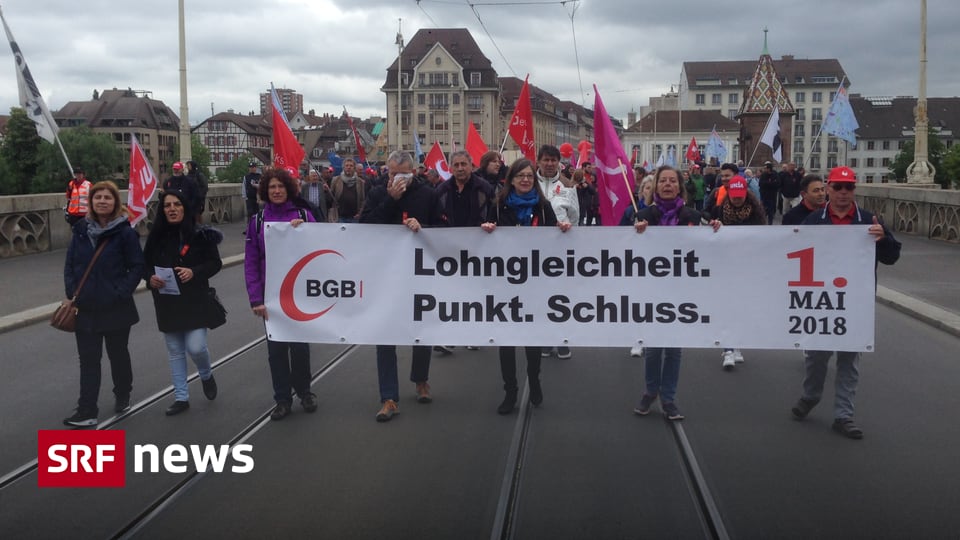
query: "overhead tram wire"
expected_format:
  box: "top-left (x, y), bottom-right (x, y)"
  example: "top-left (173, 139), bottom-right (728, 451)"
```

top-left (565, 0), bottom-right (586, 107)
top-left (466, 1), bottom-right (518, 78)
top-left (415, 0), bottom-right (441, 26)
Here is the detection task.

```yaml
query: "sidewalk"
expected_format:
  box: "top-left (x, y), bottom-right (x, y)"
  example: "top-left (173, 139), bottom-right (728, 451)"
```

top-left (0, 223), bottom-right (957, 336)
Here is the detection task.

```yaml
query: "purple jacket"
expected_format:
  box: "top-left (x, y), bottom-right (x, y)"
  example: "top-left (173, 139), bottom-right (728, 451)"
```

top-left (244, 201), bottom-right (314, 306)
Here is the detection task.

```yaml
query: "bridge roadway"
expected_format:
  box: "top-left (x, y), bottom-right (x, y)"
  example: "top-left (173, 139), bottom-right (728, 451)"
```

top-left (0, 222), bottom-right (958, 539)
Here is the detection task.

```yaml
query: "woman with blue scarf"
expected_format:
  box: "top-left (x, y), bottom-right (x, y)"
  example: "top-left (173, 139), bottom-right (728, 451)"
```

top-left (631, 166), bottom-right (721, 421)
top-left (481, 158), bottom-right (572, 414)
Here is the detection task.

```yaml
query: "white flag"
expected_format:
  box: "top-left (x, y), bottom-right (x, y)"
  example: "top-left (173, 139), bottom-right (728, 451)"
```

top-left (760, 106), bottom-right (782, 162)
top-left (1, 8), bottom-right (59, 143)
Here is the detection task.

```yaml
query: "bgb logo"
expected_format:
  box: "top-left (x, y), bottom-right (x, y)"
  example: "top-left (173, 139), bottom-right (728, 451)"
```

top-left (280, 249), bottom-right (363, 321)
top-left (38, 430), bottom-right (125, 487)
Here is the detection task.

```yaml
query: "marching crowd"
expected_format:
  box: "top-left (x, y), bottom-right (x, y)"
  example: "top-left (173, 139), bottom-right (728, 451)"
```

top-left (59, 148), bottom-right (900, 441)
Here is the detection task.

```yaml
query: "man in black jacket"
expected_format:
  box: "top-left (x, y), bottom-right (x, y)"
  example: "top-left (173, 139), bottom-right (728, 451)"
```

top-left (758, 161), bottom-right (780, 224)
top-left (360, 150), bottom-right (437, 422)
top-left (243, 162), bottom-right (261, 219)
top-left (779, 161), bottom-right (802, 216)
top-left (791, 166), bottom-right (901, 440)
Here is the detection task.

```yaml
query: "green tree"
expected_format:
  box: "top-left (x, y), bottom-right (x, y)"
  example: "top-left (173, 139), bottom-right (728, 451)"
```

top-left (172, 134), bottom-right (212, 181)
top-left (34, 126), bottom-right (125, 193)
top-left (889, 133), bottom-right (948, 187)
top-left (0, 107), bottom-right (42, 195)
top-left (219, 153), bottom-right (255, 184)
top-left (940, 144), bottom-right (960, 189)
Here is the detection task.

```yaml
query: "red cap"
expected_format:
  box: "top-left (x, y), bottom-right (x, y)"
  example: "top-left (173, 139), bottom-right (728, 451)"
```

top-left (728, 176), bottom-right (748, 198)
top-left (172, 162), bottom-right (184, 170)
top-left (827, 166), bottom-right (856, 183)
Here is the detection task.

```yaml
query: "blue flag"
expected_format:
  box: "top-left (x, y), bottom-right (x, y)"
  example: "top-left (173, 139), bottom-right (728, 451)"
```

top-left (822, 86), bottom-right (859, 148)
top-left (327, 152), bottom-right (343, 175)
top-left (706, 128), bottom-right (728, 163)
top-left (413, 129), bottom-right (424, 161)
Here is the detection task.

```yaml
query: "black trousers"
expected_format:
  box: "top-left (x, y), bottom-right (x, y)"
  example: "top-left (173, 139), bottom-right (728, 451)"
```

top-left (498, 346), bottom-right (541, 391)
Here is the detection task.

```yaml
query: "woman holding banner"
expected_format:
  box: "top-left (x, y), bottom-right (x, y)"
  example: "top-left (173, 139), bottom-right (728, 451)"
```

top-left (244, 168), bottom-right (317, 421)
top-left (481, 158), bottom-right (572, 415)
top-left (631, 166), bottom-right (721, 421)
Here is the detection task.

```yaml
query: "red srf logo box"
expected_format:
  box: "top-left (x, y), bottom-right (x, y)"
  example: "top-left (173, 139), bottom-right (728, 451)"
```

top-left (37, 430), bottom-right (126, 487)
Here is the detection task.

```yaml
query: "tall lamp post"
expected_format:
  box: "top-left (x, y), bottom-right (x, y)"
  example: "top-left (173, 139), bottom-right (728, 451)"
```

top-left (177, 0), bottom-right (191, 161)
top-left (907, 0), bottom-right (936, 185)
top-left (395, 20), bottom-right (403, 152)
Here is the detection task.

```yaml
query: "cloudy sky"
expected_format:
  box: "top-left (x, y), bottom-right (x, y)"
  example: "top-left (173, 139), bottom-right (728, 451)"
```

top-left (1, 0), bottom-right (957, 127)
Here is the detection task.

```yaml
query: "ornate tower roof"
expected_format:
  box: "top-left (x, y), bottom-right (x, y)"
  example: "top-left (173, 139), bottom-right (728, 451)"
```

top-left (738, 35), bottom-right (794, 116)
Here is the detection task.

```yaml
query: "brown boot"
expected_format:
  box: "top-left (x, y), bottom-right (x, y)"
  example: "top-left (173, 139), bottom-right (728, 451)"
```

top-left (415, 382), bottom-right (432, 403)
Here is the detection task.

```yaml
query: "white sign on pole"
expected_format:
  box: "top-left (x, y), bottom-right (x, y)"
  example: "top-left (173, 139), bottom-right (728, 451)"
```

top-left (263, 223), bottom-right (876, 351)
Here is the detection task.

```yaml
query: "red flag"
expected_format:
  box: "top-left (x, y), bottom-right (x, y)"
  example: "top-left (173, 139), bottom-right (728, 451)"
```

top-left (592, 85), bottom-right (635, 227)
top-left (424, 141), bottom-right (451, 180)
top-left (685, 137), bottom-right (701, 163)
top-left (465, 122), bottom-right (488, 167)
top-left (345, 110), bottom-right (367, 164)
top-left (270, 84), bottom-right (304, 178)
top-left (127, 133), bottom-right (158, 226)
top-left (508, 75), bottom-right (536, 160)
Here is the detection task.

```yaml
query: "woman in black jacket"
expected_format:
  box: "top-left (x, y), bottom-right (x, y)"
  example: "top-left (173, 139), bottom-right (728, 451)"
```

top-left (144, 190), bottom-right (223, 416)
top-left (481, 158), bottom-right (572, 415)
top-left (63, 181), bottom-right (144, 427)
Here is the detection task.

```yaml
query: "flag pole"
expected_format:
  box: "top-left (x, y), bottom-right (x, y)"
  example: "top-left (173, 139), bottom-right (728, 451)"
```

top-left (618, 158), bottom-right (638, 214)
top-left (497, 124), bottom-right (510, 155)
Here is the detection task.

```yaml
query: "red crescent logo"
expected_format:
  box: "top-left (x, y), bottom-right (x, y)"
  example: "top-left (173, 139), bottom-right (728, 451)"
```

top-left (279, 249), bottom-right (344, 321)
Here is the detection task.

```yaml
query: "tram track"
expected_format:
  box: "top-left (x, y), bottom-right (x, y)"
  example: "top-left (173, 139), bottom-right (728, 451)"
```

top-left (0, 336), bottom-right (267, 491)
top-left (109, 344), bottom-right (356, 539)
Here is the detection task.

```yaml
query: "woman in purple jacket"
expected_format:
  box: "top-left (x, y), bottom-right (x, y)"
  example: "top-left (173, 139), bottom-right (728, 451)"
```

top-left (244, 168), bottom-right (316, 421)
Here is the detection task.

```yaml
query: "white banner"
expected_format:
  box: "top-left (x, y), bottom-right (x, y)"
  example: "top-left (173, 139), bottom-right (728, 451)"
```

top-left (263, 223), bottom-right (877, 351)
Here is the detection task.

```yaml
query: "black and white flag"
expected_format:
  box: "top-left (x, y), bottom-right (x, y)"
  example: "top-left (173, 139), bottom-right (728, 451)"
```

top-left (1, 8), bottom-right (59, 143)
top-left (760, 106), bottom-right (782, 162)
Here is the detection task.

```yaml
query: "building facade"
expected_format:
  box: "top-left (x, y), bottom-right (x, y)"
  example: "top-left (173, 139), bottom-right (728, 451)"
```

top-left (622, 110), bottom-right (739, 169)
top-left (259, 88), bottom-right (303, 117)
top-left (680, 55), bottom-right (848, 173)
top-left (54, 88), bottom-right (180, 176)
top-left (191, 111), bottom-right (272, 174)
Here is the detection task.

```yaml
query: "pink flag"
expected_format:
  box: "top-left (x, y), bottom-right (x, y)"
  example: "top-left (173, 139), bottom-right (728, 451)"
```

top-left (271, 84), bottom-right (304, 178)
top-left (424, 141), bottom-right (451, 180)
top-left (592, 85), bottom-right (635, 226)
top-left (127, 133), bottom-right (158, 226)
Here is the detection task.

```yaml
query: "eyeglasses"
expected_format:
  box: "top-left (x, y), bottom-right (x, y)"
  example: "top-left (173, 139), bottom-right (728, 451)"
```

top-left (515, 173), bottom-right (535, 179)
top-left (830, 183), bottom-right (856, 191)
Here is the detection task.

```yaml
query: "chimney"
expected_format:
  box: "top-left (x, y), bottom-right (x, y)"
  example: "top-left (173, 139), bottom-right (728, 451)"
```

top-left (781, 55), bottom-right (794, 61)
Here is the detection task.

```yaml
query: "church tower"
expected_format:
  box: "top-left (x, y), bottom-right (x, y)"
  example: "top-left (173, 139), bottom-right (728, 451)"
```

top-left (737, 30), bottom-right (795, 168)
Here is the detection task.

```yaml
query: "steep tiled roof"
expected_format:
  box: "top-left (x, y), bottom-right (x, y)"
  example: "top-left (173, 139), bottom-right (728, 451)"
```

top-left (54, 88), bottom-right (180, 130)
top-left (850, 96), bottom-right (960, 139)
top-left (738, 54), bottom-right (794, 115)
top-left (195, 111), bottom-right (271, 135)
top-left (625, 110), bottom-right (739, 133)
top-left (383, 28), bottom-right (497, 89)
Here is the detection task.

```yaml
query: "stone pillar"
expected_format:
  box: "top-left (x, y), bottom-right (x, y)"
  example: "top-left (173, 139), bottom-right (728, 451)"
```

top-left (907, 0), bottom-right (937, 185)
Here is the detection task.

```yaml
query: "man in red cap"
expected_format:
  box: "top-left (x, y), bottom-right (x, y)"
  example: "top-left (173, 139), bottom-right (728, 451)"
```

top-left (791, 166), bottom-right (901, 440)
top-left (162, 162), bottom-right (201, 221)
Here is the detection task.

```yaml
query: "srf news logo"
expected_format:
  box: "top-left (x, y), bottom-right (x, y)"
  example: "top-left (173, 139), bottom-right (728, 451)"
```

top-left (37, 430), bottom-right (254, 488)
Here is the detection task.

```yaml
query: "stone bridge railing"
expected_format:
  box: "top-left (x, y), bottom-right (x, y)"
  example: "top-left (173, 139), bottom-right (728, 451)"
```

top-left (0, 183), bottom-right (246, 258)
top-left (857, 184), bottom-right (960, 243)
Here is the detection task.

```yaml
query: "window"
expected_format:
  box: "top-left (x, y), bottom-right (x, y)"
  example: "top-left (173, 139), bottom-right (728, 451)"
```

top-left (418, 94), bottom-right (425, 105)
top-left (882, 140), bottom-right (890, 150)
top-left (796, 108), bottom-right (805, 120)
top-left (205, 135), bottom-right (213, 145)
top-left (468, 96), bottom-right (483, 109)
top-left (728, 93), bottom-right (739, 104)
top-left (812, 141), bottom-right (821, 153)
top-left (695, 94), bottom-right (705, 105)
top-left (811, 108), bottom-right (822, 121)
top-left (418, 73), bottom-right (425, 86)
top-left (417, 113), bottom-right (425, 125)
top-left (828, 140), bottom-right (838, 153)
top-left (794, 124), bottom-right (805, 137)
top-left (881, 175), bottom-right (889, 183)
top-left (866, 158), bottom-right (875, 167)
top-left (401, 73), bottom-right (409, 86)
top-left (866, 175), bottom-right (875, 183)
top-left (728, 109), bottom-right (738, 118)
top-left (882, 157), bottom-right (891, 166)
top-left (795, 92), bottom-right (805, 103)
top-left (827, 156), bottom-right (838, 168)
top-left (812, 92), bottom-right (823, 103)
top-left (850, 158), bottom-right (858, 168)
top-left (451, 73), bottom-right (459, 86)
top-left (898, 140), bottom-right (906, 149)
top-left (810, 156), bottom-right (821, 169)
top-left (812, 123), bottom-right (820, 135)
top-left (452, 94), bottom-right (460, 105)
top-left (794, 140), bottom-right (804, 154)
top-left (470, 72), bottom-right (481, 86)
top-left (867, 141), bottom-right (875, 150)
top-left (829, 92), bottom-right (836, 102)
top-left (711, 93), bottom-right (721, 105)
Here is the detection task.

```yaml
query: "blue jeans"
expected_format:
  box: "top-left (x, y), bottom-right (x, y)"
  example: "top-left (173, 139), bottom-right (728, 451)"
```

top-left (375, 345), bottom-right (431, 402)
top-left (163, 329), bottom-right (212, 401)
top-left (75, 327), bottom-right (133, 413)
top-left (644, 347), bottom-right (682, 403)
top-left (267, 340), bottom-right (311, 404)
top-left (802, 350), bottom-right (860, 419)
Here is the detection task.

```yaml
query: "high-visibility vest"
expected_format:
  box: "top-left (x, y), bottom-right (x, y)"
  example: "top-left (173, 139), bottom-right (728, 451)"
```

top-left (66, 180), bottom-right (91, 216)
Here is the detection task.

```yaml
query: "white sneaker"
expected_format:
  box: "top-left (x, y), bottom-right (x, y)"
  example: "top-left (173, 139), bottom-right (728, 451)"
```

top-left (630, 344), bottom-right (643, 357)
top-left (722, 350), bottom-right (736, 370)
top-left (733, 349), bottom-right (744, 363)
top-left (541, 347), bottom-right (554, 358)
